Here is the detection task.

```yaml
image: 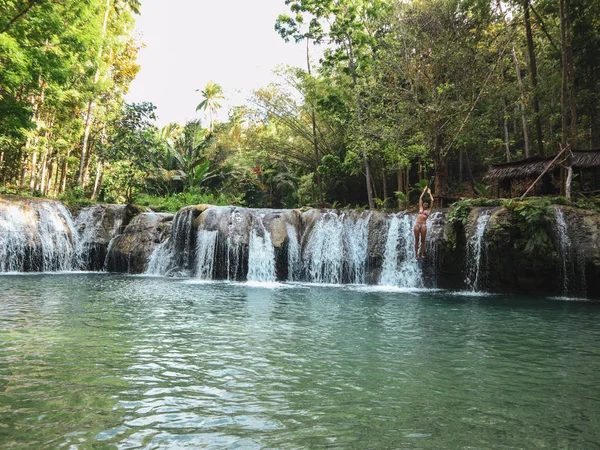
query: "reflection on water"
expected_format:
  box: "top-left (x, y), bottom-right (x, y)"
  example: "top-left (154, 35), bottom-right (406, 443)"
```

top-left (1, 274), bottom-right (600, 448)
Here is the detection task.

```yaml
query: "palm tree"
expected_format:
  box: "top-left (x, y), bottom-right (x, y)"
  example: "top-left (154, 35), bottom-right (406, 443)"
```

top-left (195, 81), bottom-right (225, 131)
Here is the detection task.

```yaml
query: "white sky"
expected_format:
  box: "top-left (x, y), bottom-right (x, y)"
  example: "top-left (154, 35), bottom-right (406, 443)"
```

top-left (126, 0), bottom-right (319, 127)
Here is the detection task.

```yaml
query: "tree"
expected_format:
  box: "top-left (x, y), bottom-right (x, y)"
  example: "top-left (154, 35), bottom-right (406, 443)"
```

top-left (277, 0), bottom-right (392, 209)
top-left (196, 81), bottom-right (225, 131)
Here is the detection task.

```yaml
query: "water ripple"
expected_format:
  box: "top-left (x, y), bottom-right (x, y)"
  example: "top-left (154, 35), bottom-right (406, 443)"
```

top-left (0, 274), bottom-right (600, 448)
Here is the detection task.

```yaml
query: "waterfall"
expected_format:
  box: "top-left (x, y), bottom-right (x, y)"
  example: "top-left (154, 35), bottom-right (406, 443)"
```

top-left (424, 211), bottom-right (444, 285)
top-left (145, 208), bottom-right (196, 276)
top-left (553, 207), bottom-right (586, 297)
top-left (145, 239), bottom-right (170, 275)
top-left (286, 223), bottom-right (301, 281)
top-left (465, 210), bottom-right (491, 291)
top-left (246, 215), bottom-right (276, 282)
top-left (0, 200), bottom-right (76, 272)
top-left (74, 205), bottom-right (129, 270)
top-left (223, 209), bottom-right (247, 281)
top-left (195, 230), bottom-right (218, 280)
top-left (38, 202), bottom-right (76, 271)
top-left (302, 211), bottom-right (371, 284)
top-left (379, 213), bottom-right (423, 288)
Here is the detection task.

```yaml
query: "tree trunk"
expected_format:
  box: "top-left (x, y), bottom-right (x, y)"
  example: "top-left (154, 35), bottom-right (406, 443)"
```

top-left (560, 0), bottom-right (571, 198)
top-left (91, 161), bottom-right (103, 200)
top-left (565, 0), bottom-right (577, 149)
top-left (53, 158), bottom-right (61, 197)
top-left (77, 0), bottom-right (111, 186)
top-left (306, 38), bottom-right (324, 206)
top-left (396, 169), bottom-right (403, 209)
top-left (382, 166), bottom-right (388, 201)
top-left (345, 33), bottom-right (374, 209)
top-left (60, 150), bottom-right (71, 194)
top-left (512, 48), bottom-right (530, 158)
top-left (38, 151), bottom-right (48, 193)
top-left (504, 115), bottom-right (511, 162)
top-left (434, 159), bottom-right (447, 197)
top-left (497, 0), bottom-right (530, 157)
top-left (523, 0), bottom-right (544, 156)
top-left (44, 156), bottom-right (54, 196)
top-left (29, 150), bottom-right (37, 193)
top-left (458, 148), bottom-right (463, 183)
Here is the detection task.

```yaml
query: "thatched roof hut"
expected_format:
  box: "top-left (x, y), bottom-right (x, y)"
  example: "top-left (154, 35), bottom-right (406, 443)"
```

top-left (485, 150), bottom-right (600, 182)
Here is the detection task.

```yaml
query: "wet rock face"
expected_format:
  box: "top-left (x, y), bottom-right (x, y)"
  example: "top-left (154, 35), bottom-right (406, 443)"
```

top-left (105, 213), bottom-right (174, 274)
top-left (1, 195), bottom-right (599, 298)
top-left (366, 211), bottom-right (389, 284)
top-left (193, 206), bottom-right (301, 281)
top-left (73, 204), bottom-right (143, 270)
top-left (555, 206), bottom-right (600, 299)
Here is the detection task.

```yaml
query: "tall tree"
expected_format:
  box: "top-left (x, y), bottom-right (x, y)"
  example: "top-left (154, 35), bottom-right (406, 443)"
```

top-left (196, 81), bottom-right (225, 131)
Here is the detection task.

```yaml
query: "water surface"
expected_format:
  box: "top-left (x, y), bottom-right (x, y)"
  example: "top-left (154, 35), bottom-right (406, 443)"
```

top-left (1, 274), bottom-right (600, 449)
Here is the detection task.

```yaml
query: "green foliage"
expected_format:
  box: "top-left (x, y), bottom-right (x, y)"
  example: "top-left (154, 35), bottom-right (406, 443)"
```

top-left (394, 191), bottom-right (408, 209)
top-left (474, 183), bottom-right (490, 197)
top-left (503, 198), bottom-right (554, 257)
top-left (448, 199), bottom-right (474, 225)
top-left (59, 187), bottom-right (94, 209)
top-left (0, 185), bottom-right (30, 196)
top-left (135, 191), bottom-right (241, 214)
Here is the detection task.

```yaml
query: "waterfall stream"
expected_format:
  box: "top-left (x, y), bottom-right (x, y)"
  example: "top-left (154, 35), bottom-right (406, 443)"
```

top-left (246, 215), bottom-right (276, 283)
top-left (0, 195), bottom-right (595, 298)
top-left (465, 210), bottom-right (491, 292)
top-left (0, 200), bottom-right (75, 272)
top-left (195, 230), bottom-right (218, 280)
top-left (286, 223), bottom-right (301, 282)
top-left (302, 212), bottom-right (371, 284)
top-left (553, 207), bottom-right (586, 297)
top-left (380, 214), bottom-right (423, 288)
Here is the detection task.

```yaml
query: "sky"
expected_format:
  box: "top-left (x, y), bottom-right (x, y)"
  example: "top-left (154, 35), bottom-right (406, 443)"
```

top-left (125, 0), bottom-right (319, 127)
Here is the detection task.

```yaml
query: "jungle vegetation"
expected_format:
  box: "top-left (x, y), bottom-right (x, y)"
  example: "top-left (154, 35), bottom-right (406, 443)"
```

top-left (1, 0), bottom-right (599, 212)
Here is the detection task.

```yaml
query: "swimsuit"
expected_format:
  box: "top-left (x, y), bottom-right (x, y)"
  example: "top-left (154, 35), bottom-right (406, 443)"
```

top-left (416, 209), bottom-right (429, 230)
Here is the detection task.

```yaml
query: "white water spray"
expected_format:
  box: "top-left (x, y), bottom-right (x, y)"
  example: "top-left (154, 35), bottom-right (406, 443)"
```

top-left (553, 207), bottom-right (586, 297)
top-left (380, 214), bottom-right (423, 288)
top-left (247, 215), bottom-right (276, 282)
top-left (286, 222), bottom-right (301, 281)
top-left (195, 230), bottom-right (218, 280)
top-left (303, 212), bottom-right (371, 284)
top-left (465, 210), bottom-right (491, 291)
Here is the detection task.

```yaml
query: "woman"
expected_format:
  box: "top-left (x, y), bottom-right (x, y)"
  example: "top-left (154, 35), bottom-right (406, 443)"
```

top-left (414, 187), bottom-right (434, 259)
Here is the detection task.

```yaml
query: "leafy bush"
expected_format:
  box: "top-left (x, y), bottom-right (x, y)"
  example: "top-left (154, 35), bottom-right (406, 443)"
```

top-left (0, 184), bottom-right (30, 196)
top-left (447, 199), bottom-right (473, 225)
top-left (59, 186), bottom-right (94, 209)
top-left (135, 190), bottom-right (242, 213)
top-left (394, 191), bottom-right (408, 209)
top-left (503, 198), bottom-right (553, 257)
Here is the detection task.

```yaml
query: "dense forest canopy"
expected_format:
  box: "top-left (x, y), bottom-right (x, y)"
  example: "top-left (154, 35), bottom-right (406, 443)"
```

top-left (1, 0), bottom-right (599, 211)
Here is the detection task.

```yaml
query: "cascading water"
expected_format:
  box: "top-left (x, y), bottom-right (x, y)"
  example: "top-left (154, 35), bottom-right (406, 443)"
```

top-left (0, 204), bottom-right (30, 272)
top-left (146, 208), bottom-right (196, 276)
top-left (73, 207), bottom-right (98, 269)
top-left (38, 202), bottom-right (76, 271)
top-left (74, 205), bottom-right (129, 270)
top-left (465, 210), bottom-right (491, 291)
top-left (0, 200), bottom-right (76, 272)
top-left (146, 239), bottom-right (170, 275)
top-left (224, 209), bottom-right (247, 281)
top-left (302, 211), bottom-right (371, 284)
top-left (195, 230), bottom-right (218, 280)
top-left (246, 215), bottom-right (276, 282)
top-left (379, 213), bottom-right (423, 288)
top-left (286, 222), bottom-right (301, 281)
top-left (553, 207), bottom-right (586, 297)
